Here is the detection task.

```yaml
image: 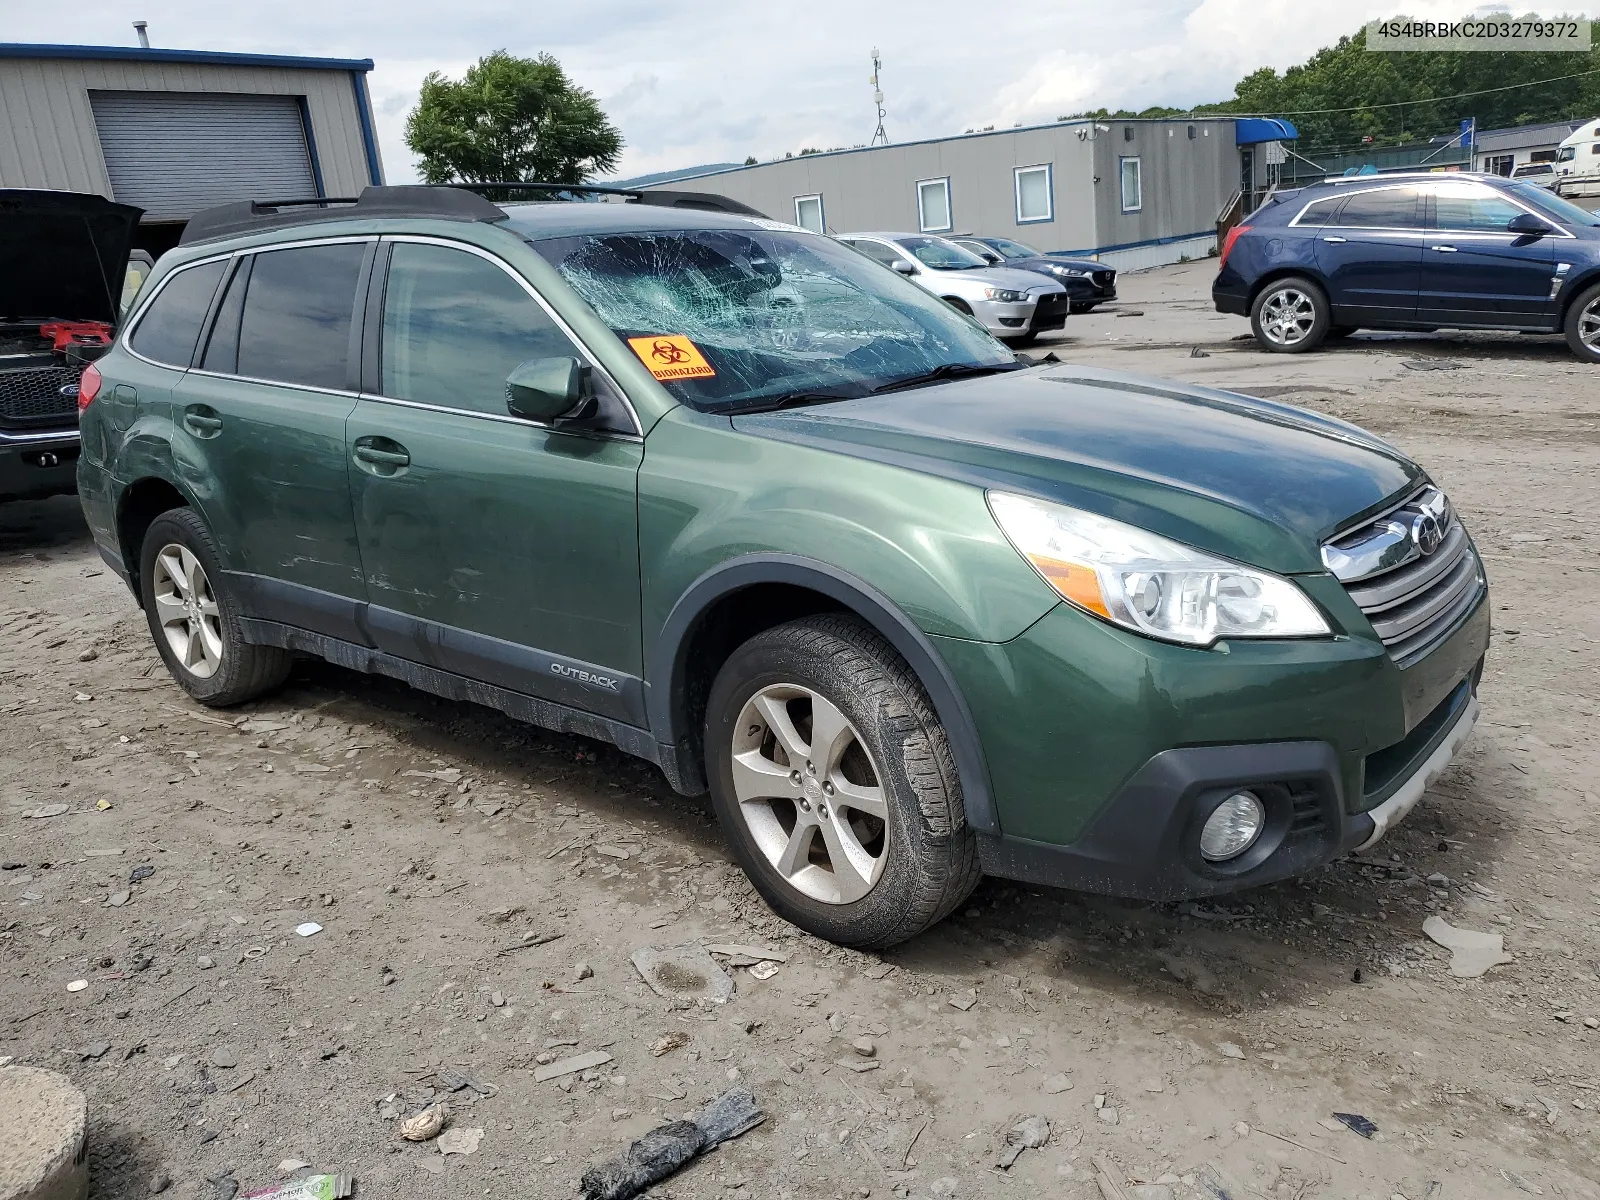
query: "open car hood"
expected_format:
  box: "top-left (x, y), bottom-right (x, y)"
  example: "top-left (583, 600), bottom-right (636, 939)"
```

top-left (0, 190), bottom-right (143, 325)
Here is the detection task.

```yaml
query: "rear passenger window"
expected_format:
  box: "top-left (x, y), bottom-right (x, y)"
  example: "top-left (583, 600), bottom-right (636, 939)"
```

top-left (1333, 188), bottom-right (1420, 229)
top-left (1294, 195), bottom-right (1345, 225)
top-left (379, 242), bottom-right (584, 417)
top-left (237, 242), bottom-right (366, 390)
top-left (129, 260), bottom-right (226, 368)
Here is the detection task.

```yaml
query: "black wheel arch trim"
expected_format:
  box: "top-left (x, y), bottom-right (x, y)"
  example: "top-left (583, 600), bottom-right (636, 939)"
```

top-left (646, 553), bottom-right (1000, 834)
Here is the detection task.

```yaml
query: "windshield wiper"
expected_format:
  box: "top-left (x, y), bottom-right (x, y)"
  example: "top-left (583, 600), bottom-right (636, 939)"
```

top-left (869, 361), bottom-right (1026, 395)
top-left (723, 389), bottom-right (867, 415)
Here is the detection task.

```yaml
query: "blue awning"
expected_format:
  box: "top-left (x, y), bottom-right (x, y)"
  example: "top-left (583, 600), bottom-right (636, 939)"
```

top-left (1236, 118), bottom-right (1298, 144)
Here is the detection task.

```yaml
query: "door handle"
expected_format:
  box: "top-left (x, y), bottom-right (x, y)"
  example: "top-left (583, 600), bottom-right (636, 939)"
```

top-left (1321, 235), bottom-right (1347, 244)
top-left (353, 444), bottom-right (410, 468)
top-left (1429, 245), bottom-right (1459, 253)
top-left (182, 405), bottom-right (222, 436)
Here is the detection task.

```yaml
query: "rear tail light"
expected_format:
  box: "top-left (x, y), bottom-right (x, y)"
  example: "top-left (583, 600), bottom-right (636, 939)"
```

top-left (77, 363), bottom-right (103, 413)
top-left (1218, 224), bottom-right (1250, 272)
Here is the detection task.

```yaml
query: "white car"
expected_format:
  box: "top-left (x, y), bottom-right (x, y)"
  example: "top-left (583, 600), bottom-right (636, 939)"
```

top-left (835, 232), bottom-right (1069, 345)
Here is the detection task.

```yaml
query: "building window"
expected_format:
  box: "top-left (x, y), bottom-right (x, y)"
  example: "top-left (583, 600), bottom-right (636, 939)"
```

top-left (916, 177), bottom-right (952, 232)
top-left (1119, 157), bottom-right (1142, 213)
top-left (794, 194), bottom-right (824, 233)
top-left (1483, 154), bottom-right (1515, 176)
top-left (1014, 165), bottom-right (1052, 224)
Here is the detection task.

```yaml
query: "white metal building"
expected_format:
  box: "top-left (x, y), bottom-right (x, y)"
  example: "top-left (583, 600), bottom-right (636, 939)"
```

top-left (1474, 119), bottom-right (1585, 176)
top-left (0, 43), bottom-right (383, 250)
top-left (644, 117), bottom-right (1296, 271)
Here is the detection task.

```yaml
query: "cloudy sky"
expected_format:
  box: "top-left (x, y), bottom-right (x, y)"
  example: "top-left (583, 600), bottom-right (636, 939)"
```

top-left (8, 1), bottom-right (1598, 182)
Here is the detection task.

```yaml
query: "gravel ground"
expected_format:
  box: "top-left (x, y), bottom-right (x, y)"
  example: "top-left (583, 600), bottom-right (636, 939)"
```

top-left (3, 260), bottom-right (1597, 1200)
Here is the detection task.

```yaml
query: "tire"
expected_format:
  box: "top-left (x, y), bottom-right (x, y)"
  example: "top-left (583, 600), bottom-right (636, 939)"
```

top-left (1564, 282), bottom-right (1600, 364)
top-left (1002, 332), bottom-right (1038, 348)
top-left (1250, 276), bottom-right (1331, 353)
top-left (704, 615), bottom-right (981, 948)
top-left (943, 297), bottom-right (974, 316)
top-left (138, 507), bottom-right (292, 706)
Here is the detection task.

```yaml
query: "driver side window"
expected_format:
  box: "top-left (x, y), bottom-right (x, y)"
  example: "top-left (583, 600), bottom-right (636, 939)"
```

top-left (379, 241), bottom-right (584, 416)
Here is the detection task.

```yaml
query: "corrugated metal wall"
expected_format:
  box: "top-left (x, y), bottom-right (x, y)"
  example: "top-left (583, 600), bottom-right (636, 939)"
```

top-left (646, 119), bottom-right (1236, 264)
top-left (0, 56), bottom-right (378, 207)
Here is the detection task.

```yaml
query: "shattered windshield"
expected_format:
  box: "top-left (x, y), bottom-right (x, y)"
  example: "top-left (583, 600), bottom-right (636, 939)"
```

top-left (533, 227), bottom-right (1014, 411)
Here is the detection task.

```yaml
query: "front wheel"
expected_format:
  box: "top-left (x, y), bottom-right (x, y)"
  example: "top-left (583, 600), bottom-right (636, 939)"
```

top-left (704, 616), bottom-right (981, 948)
top-left (1250, 277), bottom-right (1331, 353)
top-left (1564, 282), bottom-right (1600, 363)
top-left (139, 507), bottom-right (292, 706)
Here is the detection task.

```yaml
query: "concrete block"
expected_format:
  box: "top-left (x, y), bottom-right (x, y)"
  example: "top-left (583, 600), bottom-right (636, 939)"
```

top-left (0, 1067), bottom-right (88, 1200)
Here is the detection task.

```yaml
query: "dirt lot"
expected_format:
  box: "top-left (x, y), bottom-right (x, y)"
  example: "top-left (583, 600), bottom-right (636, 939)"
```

top-left (3, 260), bottom-right (1598, 1200)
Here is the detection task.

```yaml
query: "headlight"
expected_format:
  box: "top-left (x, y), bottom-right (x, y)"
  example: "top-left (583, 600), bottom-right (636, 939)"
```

top-left (988, 492), bottom-right (1331, 646)
top-left (982, 288), bottom-right (1027, 302)
top-left (1052, 266), bottom-right (1089, 277)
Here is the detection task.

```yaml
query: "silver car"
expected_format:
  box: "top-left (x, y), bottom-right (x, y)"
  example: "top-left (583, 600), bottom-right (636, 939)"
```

top-left (835, 232), bottom-right (1069, 345)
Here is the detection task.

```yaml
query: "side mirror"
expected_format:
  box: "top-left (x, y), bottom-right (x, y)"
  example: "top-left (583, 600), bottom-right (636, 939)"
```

top-left (891, 259), bottom-right (917, 275)
top-left (1507, 212), bottom-right (1551, 237)
top-left (506, 356), bottom-right (591, 422)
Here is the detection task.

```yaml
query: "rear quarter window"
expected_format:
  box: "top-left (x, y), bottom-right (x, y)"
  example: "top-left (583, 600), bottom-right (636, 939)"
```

top-left (128, 260), bottom-right (227, 368)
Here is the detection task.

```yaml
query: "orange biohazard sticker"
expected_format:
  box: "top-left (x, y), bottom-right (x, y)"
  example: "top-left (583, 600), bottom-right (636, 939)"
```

top-left (627, 335), bottom-right (716, 381)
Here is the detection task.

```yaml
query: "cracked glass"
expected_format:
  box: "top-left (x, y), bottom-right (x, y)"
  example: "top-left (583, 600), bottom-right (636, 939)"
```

top-left (532, 228), bottom-right (1013, 411)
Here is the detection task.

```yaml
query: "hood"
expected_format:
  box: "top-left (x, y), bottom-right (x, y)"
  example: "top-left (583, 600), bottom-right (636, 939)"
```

top-left (0, 190), bottom-right (143, 325)
top-left (1042, 255), bottom-right (1105, 271)
top-left (929, 265), bottom-right (1064, 293)
top-left (733, 364), bottom-right (1422, 574)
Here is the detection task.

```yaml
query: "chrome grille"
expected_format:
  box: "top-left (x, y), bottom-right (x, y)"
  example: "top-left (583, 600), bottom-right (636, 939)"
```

top-left (0, 364), bottom-right (82, 429)
top-left (1323, 486), bottom-right (1484, 666)
top-left (1091, 269), bottom-right (1115, 288)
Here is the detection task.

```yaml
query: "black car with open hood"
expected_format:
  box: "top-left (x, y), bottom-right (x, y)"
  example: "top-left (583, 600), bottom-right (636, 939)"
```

top-left (0, 189), bottom-right (142, 502)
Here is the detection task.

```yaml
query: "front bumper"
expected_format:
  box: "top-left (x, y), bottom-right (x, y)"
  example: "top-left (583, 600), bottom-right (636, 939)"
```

top-left (972, 297), bottom-right (1040, 335)
top-left (934, 577), bottom-right (1490, 900)
top-left (0, 428), bottom-right (80, 502)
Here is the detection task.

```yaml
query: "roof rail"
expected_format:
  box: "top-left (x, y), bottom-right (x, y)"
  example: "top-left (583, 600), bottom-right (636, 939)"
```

top-left (180, 181), bottom-right (768, 245)
top-left (453, 181), bottom-right (768, 217)
top-left (180, 186), bottom-right (505, 245)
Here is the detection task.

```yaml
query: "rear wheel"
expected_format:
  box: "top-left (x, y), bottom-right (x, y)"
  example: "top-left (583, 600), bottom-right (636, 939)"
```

top-left (139, 508), bottom-right (291, 706)
top-left (704, 615), bottom-right (980, 948)
top-left (1250, 277), bottom-right (1331, 353)
top-left (1564, 282), bottom-right (1600, 364)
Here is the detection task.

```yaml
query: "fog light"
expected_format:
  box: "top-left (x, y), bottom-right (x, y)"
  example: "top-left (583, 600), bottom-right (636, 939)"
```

top-left (1199, 791), bottom-right (1265, 861)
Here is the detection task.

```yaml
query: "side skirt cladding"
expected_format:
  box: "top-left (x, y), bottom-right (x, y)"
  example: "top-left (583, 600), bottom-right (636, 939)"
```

top-left (238, 619), bottom-right (702, 795)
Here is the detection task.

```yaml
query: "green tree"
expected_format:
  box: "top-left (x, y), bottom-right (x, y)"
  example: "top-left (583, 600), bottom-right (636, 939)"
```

top-left (405, 51), bottom-right (622, 184)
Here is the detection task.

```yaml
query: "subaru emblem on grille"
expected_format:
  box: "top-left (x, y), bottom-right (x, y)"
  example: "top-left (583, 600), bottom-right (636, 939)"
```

top-left (1411, 512), bottom-right (1444, 556)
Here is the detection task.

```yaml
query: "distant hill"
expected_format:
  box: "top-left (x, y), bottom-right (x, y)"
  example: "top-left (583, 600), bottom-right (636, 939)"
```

top-left (605, 163), bottom-right (742, 188)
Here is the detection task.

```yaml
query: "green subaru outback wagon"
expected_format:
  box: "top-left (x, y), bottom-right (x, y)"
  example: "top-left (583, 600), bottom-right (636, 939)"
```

top-left (78, 185), bottom-right (1489, 947)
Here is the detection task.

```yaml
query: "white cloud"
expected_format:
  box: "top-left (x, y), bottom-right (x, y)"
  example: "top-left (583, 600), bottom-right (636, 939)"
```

top-left (5, 0), bottom-right (1598, 185)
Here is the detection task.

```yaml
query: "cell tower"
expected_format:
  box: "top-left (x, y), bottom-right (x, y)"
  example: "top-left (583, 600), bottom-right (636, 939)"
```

top-left (869, 49), bottom-right (887, 146)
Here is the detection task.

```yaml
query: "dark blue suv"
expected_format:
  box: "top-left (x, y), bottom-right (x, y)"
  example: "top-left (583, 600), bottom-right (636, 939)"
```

top-left (1213, 172), bottom-right (1600, 362)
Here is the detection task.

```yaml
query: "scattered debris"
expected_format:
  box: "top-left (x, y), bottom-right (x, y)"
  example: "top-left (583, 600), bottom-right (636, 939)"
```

top-left (239, 1173), bottom-right (355, 1199)
top-left (1333, 1112), bottom-right (1378, 1139)
top-left (1189, 346), bottom-right (1210, 358)
top-left (997, 1115), bottom-right (1050, 1169)
top-left (851, 1036), bottom-right (876, 1058)
top-left (399, 1103), bottom-right (446, 1142)
top-left (130, 863), bottom-right (155, 882)
top-left (211, 1049), bottom-right (238, 1069)
top-left (1042, 1073), bottom-right (1073, 1094)
top-left (23, 804), bottom-right (70, 819)
top-left (436, 1127), bottom-right (483, 1156)
top-left (534, 1050), bottom-right (613, 1083)
top-left (705, 943), bottom-right (789, 963)
top-left (948, 990), bottom-right (977, 1012)
top-left (277, 1161), bottom-right (311, 1174)
top-left (1423, 916), bottom-right (1512, 978)
top-left (650, 1032), bottom-right (690, 1058)
top-left (572, 962), bottom-right (594, 982)
top-left (66, 980), bottom-right (88, 993)
top-left (748, 960), bottom-right (780, 980)
top-left (1159, 952), bottom-right (1222, 997)
top-left (1218, 1042), bottom-right (1246, 1060)
top-left (497, 930), bottom-right (563, 956)
top-left (1401, 359), bottom-right (1463, 371)
top-left (107, 891), bottom-right (130, 908)
top-left (630, 945), bottom-right (734, 1003)
top-left (579, 1087), bottom-right (764, 1200)
top-left (78, 1042), bottom-right (111, 1060)
top-left (294, 923), bottom-right (323, 938)
top-left (402, 768), bottom-right (462, 784)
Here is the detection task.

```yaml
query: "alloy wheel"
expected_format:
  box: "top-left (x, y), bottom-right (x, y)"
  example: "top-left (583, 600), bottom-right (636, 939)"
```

top-left (152, 543), bottom-right (224, 679)
top-left (1260, 288), bottom-right (1317, 346)
top-left (729, 684), bottom-right (888, 904)
top-left (1580, 295), bottom-right (1600, 353)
